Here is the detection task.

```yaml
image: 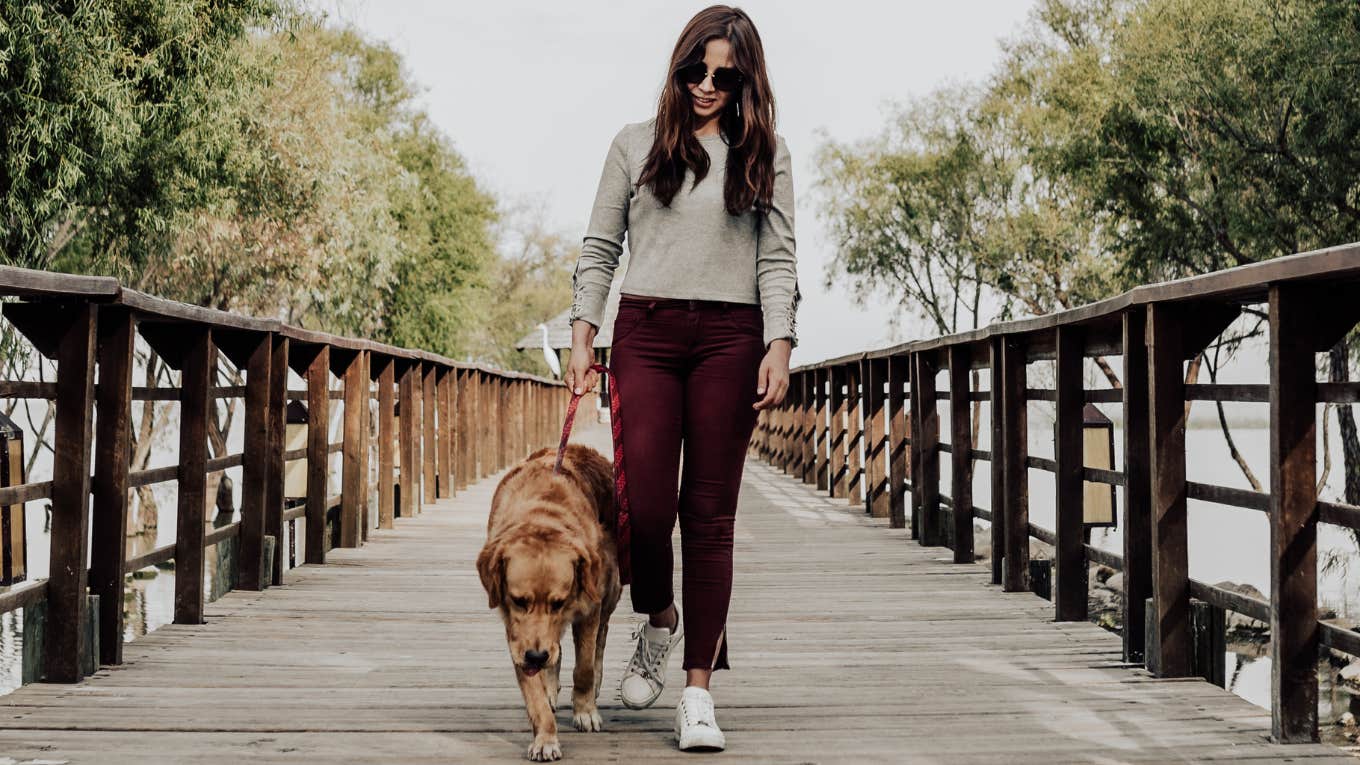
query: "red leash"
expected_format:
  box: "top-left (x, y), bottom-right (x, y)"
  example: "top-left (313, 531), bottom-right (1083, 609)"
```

top-left (554, 362), bottom-right (632, 585)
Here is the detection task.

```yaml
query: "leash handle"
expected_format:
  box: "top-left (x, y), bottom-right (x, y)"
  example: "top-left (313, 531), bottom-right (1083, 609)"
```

top-left (554, 362), bottom-right (632, 584)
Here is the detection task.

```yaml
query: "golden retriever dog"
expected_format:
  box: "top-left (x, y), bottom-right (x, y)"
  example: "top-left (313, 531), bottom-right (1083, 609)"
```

top-left (477, 442), bottom-right (623, 762)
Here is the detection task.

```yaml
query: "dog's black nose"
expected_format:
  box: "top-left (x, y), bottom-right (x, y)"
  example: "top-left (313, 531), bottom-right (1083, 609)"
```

top-left (524, 649), bottom-right (549, 668)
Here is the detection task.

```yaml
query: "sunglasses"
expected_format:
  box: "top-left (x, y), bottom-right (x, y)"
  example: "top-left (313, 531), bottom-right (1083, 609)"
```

top-left (675, 61), bottom-right (745, 93)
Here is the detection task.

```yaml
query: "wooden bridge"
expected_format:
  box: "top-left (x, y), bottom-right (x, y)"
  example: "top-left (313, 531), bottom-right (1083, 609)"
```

top-left (0, 245), bottom-right (1356, 761)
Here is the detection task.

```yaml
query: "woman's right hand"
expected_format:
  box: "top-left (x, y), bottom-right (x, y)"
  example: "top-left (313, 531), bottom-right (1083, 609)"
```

top-left (565, 320), bottom-right (598, 395)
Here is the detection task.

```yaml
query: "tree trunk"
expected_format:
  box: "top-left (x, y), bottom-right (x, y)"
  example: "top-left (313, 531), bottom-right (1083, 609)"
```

top-left (1328, 341), bottom-right (1360, 551)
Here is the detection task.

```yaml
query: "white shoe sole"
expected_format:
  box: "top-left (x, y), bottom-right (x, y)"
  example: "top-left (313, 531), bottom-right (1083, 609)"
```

top-left (676, 724), bottom-right (726, 751)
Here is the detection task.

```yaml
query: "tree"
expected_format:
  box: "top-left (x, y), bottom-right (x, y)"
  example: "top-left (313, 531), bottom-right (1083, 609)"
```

top-left (814, 90), bottom-right (1001, 338)
top-left (472, 201), bottom-right (580, 374)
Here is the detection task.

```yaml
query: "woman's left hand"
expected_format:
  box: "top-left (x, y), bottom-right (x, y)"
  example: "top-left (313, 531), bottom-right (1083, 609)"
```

top-left (753, 339), bottom-right (792, 410)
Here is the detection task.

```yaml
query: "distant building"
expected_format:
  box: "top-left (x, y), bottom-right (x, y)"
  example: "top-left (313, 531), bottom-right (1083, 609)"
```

top-left (513, 277), bottom-right (626, 423)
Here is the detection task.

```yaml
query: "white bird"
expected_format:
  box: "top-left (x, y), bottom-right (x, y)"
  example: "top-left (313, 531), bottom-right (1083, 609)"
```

top-left (539, 323), bottom-right (562, 378)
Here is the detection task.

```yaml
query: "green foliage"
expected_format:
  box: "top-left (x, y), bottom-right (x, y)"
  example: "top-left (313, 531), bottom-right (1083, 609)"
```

top-left (0, 4), bottom-right (502, 355)
top-left (472, 207), bottom-right (578, 373)
top-left (815, 91), bottom-right (996, 335)
top-left (815, 0), bottom-right (1360, 333)
top-left (382, 111), bottom-right (498, 357)
top-left (1, 1), bottom-right (284, 274)
top-left (1077, 0), bottom-right (1360, 278)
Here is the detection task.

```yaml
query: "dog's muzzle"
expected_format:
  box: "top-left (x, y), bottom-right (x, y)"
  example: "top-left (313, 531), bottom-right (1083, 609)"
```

top-left (523, 648), bottom-right (549, 674)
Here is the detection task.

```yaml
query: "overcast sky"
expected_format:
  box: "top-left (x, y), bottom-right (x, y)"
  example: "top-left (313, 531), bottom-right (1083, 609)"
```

top-left (315, 1), bottom-right (1039, 366)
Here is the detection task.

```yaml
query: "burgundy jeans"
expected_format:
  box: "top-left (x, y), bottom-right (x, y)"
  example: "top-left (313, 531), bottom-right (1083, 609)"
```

top-left (608, 292), bottom-right (766, 671)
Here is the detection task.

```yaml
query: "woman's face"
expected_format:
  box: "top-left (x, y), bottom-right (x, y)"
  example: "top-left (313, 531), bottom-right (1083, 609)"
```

top-left (688, 38), bottom-right (735, 121)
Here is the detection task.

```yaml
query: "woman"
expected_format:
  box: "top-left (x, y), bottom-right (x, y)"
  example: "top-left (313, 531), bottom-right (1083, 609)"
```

top-left (563, 4), bottom-right (800, 754)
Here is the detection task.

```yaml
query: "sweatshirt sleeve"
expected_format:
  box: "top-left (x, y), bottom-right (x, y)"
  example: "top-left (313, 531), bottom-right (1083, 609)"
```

top-left (756, 134), bottom-right (801, 350)
top-left (568, 126), bottom-right (632, 331)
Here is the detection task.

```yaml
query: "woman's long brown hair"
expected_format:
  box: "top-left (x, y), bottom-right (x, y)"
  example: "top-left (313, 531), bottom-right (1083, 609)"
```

top-left (638, 5), bottom-right (778, 217)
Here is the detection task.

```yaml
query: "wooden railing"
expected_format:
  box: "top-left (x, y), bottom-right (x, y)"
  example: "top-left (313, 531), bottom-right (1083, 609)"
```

top-left (752, 242), bottom-right (1360, 744)
top-left (0, 266), bottom-right (566, 685)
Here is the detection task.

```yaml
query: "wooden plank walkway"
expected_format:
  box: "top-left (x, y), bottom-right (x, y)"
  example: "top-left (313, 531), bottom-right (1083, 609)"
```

top-left (0, 421), bottom-right (1352, 763)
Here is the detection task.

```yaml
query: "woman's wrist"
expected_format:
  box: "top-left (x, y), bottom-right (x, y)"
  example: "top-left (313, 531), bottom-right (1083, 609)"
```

top-left (572, 319), bottom-right (598, 349)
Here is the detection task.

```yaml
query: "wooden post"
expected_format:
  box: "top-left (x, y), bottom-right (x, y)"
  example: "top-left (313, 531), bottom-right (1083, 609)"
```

top-left (763, 408), bottom-right (773, 460)
top-left (1122, 309), bottom-right (1151, 662)
top-left (775, 390), bottom-right (788, 471)
top-left (498, 375), bottom-right (508, 471)
top-left (909, 353), bottom-right (922, 539)
top-left (1147, 303), bottom-right (1189, 677)
top-left (794, 373), bottom-right (803, 478)
top-left (377, 357), bottom-right (396, 529)
top-left (1054, 326), bottom-right (1087, 621)
top-left (797, 373), bottom-right (811, 485)
top-left (236, 334), bottom-right (272, 589)
top-left (90, 309), bottom-right (134, 665)
top-left (359, 351), bottom-right (371, 541)
top-left (487, 374), bottom-right (498, 473)
top-left (949, 345), bottom-right (972, 563)
top-left (846, 362), bottom-right (863, 505)
top-left (340, 350), bottom-right (366, 548)
top-left (398, 362), bottom-right (417, 519)
top-left (1268, 284), bottom-right (1319, 743)
top-left (989, 337), bottom-right (1005, 586)
top-left (508, 378), bottom-right (519, 464)
top-left (865, 359), bottom-right (889, 517)
top-left (498, 376), bottom-right (508, 470)
top-left (175, 327), bottom-right (212, 624)
top-left (417, 362), bottom-right (428, 510)
top-left (44, 303), bottom-right (98, 680)
top-left (475, 371), bottom-right (487, 480)
top-left (886, 355), bottom-right (909, 529)
top-left (454, 369), bottom-right (466, 489)
top-left (914, 352), bottom-right (941, 547)
top-left (829, 366), bottom-right (847, 499)
top-left (1192, 600), bottom-right (1228, 688)
top-left (436, 368), bottom-right (452, 498)
top-left (516, 379), bottom-right (526, 462)
top-left (810, 367), bottom-right (821, 487)
top-left (468, 371), bottom-right (480, 481)
top-left (796, 376), bottom-right (808, 477)
top-left (455, 369), bottom-right (470, 491)
top-left (422, 362), bottom-right (436, 506)
top-left (787, 384), bottom-right (799, 472)
top-left (1000, 336), bottom-right (1029, 592)
top-left (265, 336), bottom-right (289, 586)
top-left (304, 345), bottom-right (330, 564)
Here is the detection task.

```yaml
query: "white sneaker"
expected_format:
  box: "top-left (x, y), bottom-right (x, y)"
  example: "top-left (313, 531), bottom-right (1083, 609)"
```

top-left (675, 685), bottom-right (726, 751)
top-left (618, 617), bottom-right (683, 709)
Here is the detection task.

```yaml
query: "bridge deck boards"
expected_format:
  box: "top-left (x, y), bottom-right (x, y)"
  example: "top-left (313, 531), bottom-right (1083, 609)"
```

top-left (0, 422), bottom-right (1352, 763)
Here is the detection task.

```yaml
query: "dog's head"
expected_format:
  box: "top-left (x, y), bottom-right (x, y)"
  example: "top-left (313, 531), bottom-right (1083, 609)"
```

top-left (476, 514), bottom-right (603, 675)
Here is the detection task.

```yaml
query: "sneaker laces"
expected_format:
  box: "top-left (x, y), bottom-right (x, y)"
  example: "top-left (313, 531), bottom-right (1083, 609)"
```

top-left (625, 621), bottom-right (672, 685)
top-left (681, 691), bottom-right (717, 728)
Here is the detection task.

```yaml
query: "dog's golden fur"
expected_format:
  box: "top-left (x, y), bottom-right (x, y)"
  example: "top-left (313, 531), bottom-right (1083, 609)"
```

top-left (477, 442), bottom-right (623, 761)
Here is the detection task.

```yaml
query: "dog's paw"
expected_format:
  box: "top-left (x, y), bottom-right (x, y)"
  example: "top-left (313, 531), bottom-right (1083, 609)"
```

top-left (572, 709), bottom-right (603, 732)
top-left (527, 735), bottom-right (562, 761)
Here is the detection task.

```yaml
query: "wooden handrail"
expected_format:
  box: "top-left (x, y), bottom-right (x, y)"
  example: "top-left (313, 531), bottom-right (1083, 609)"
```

top-left (755, 240), bottom-right (1360, 745)
top-left (0, 262), bottom-right (568, 691)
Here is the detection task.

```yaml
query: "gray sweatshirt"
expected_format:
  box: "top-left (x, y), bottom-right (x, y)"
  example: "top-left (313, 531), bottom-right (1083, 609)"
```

top-left (568, 117), bottom-right (800, 349)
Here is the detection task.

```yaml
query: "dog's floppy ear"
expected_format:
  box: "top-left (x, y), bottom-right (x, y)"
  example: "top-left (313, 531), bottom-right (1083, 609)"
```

top-left (574, 540), bottom-right (604, 604)
top-left (476, 535), bottom-right (506, 609)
